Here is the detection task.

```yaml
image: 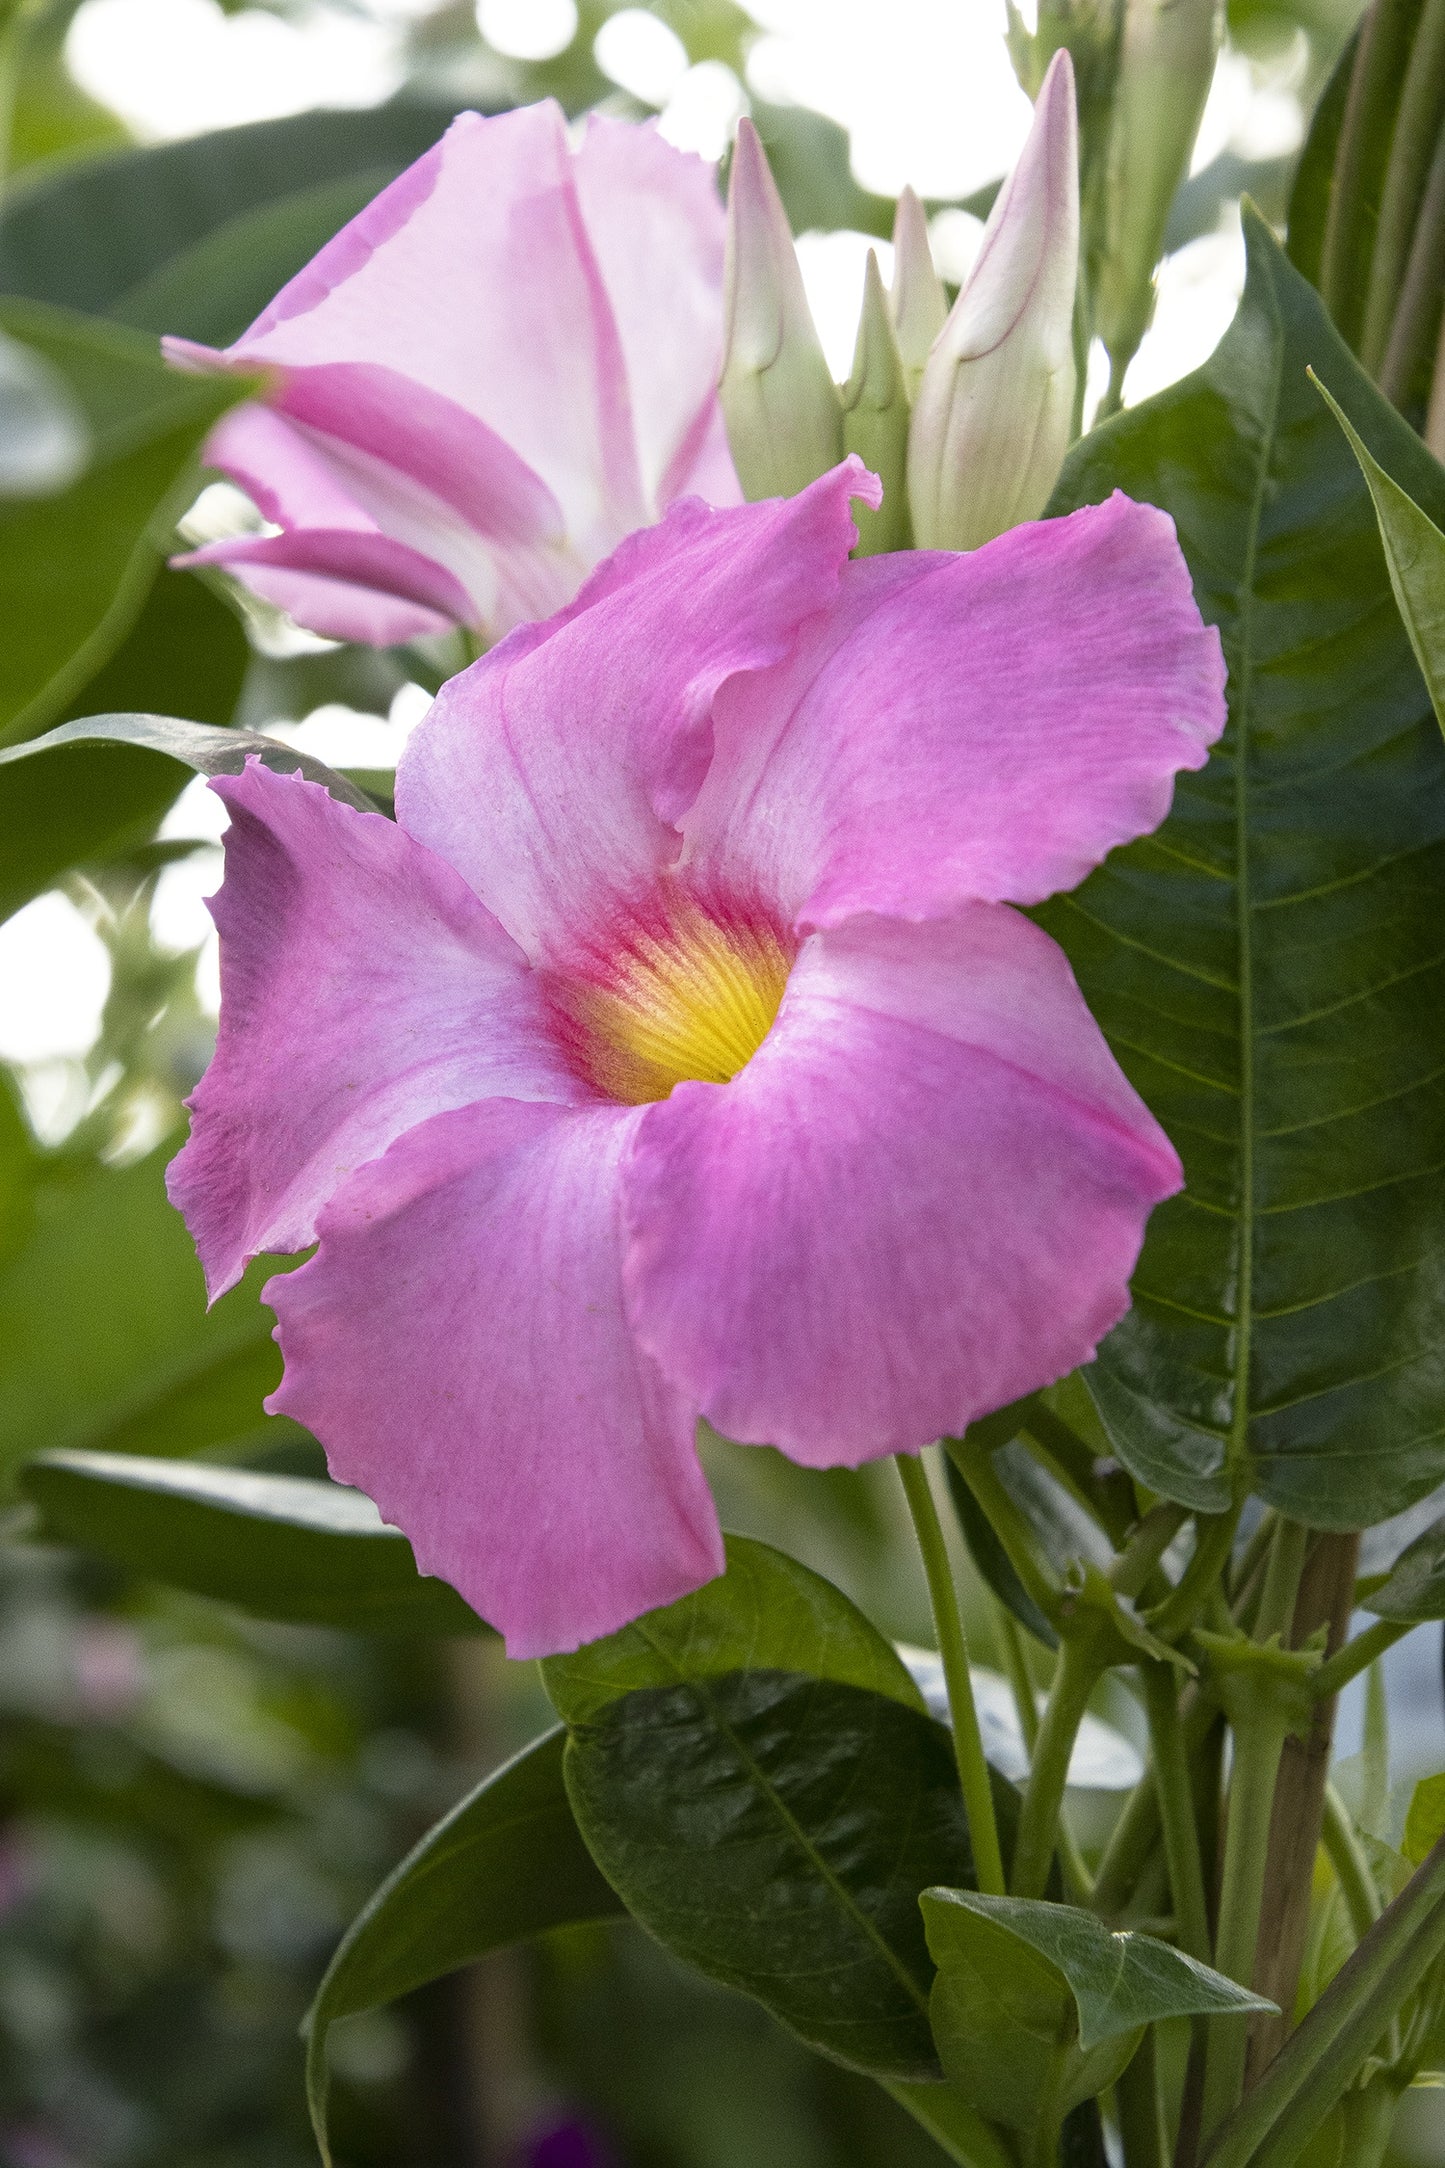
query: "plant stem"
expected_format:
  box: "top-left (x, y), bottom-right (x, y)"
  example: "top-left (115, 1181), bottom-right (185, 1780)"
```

top-left (1115, 2024), bottom-right (1165, 2168)
top-left (1151, 1508), bottom-right (1240, 1643)
top-left (950, 1437), bottom-right (1064, 1628)
top-left (897, 1449), bottom-right (1006, 1898)
top-left (1202, 1835), bottom-right (1445, 2168)
top-left (1112, 1503), bottom-right (1189, 1601)
top-left (1142, 1660), bottom-right (1212, 1966)
top-left (1322, 1782), bottom-right (1382, 1941)
top-left (1320, 0), bottom-right (1424, 346)
top-left (1310, 1616), bottom-right (1410, 1700)
top-left (884, 2080), bottom-right (1016, 2168)
top-left (1012, 1632), bottom-right (1104, 1899)
top-left (1360, 0), bottom-right (1445, 375)
top-left (995, 1598), bottom-right (1042, 1752)
top-left (1256, 1516), bottom-right (1309, 1643)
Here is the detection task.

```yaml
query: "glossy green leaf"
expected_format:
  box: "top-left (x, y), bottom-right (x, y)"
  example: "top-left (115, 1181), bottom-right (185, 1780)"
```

top-left (0, 1140), bottom-right (292, 1488)
top-left (0, 710), bottom-right (379, 814)
top-left (18, 1448), bottom-right (484, 1634)
top-left (1365, 1515), bottom-right (1445, 1620)
top-left (921, 1890), bottom-right (1272, 2131)
top-left (545, 1540), bottom-right (992, 2080)
top-left (1316, 376), bottom-right (1445, 733)
top-left (1041, 207), bottom-right (1445, 1531)
top-left (0, 104), bottom-right (466, 326)
top-left (543, 1534), bottom-right (926, 1725)
top-left (0, 300), bottom-right (246, 741)
top-left (0, 570), bottom-right (248, 925)
top-left (304, 1728), bottom-right (623, 2168)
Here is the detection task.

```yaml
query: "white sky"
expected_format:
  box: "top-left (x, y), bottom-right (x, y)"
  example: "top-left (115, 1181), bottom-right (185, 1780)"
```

top-left (4, 0), bottom-right (1304, 1105)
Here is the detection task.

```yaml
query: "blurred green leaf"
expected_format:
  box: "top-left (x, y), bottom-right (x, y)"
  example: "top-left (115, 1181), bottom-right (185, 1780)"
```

top-left (1364, 1514), bottom-right (1445, 1620)
top-left (305, 1728), bottom-right (623, 2168)
top-left (0, 299), bottom-right (246, 742)
top-left (921, 1891), bottom-right (1272, 2131)
top-left (1285, 21), bottom-right (1361, 287)
top-left (0, 1141), bottom-right (291, 1489)
top-left (1405, 1772), bottom-right (1445, 1863)
top-left (0, 103), bottom-right (467, 324)
top-left (0, 709), bottom-right (381, 813)
top-left (0, 570), bottom-right (248, 926)
top-left (544, 1541), bottom-right (1002, 2082)
top-left (19, 1448), bottom-right (486, 1634)
top-left (1042, 207), bottom-right (1445, 1530)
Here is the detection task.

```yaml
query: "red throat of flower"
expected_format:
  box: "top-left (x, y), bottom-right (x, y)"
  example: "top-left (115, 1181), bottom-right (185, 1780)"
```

top-left (546, 884), bottom-right (795, 1106)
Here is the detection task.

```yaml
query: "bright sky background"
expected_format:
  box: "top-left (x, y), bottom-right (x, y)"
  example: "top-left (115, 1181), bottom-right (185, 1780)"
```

top-left (2, 0), bottom-right (1308, 1113)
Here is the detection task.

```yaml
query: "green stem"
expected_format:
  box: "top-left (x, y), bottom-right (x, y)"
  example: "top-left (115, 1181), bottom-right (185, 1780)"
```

top-left (1012, 1633), bottom-right (1105, 1899)
top-left (1321, 0), bottom-right (1426, 347)
top-left (1202, 1836), bottom-right (1445, 2168)
top-left (1112, 1503), bottom-right (1189, 1601)
top-left (1198, 1699), bottom-right (1293, 2140)
top-left (1142, 1660), bottom-right (1212, 1967)
top-left (897, 1450), bottom-right (1006, 1898)
top-left (883, 2080), bottom-right (1015, 2168)
top-left (950, 1438), bottom-right (1064, 1629)
top-left (1115, 2023), bottom-right (1165, 2168)
top-left (1151, 1509), bottom-right (1240, 1643)
top-left (1256, 1517), bottom-right (1309, 1643)
top-left (1322, 1781), bottom-right (1383, 1941)
top-left (1361, 0), bottom-right (1445, 375)
top-left (995, 1599), bottom-right (1041, 1753)
top-left (1310, 1616), bottom-right (1410, 1700)
top-left (1379, 113), bottom-right (1445, 403)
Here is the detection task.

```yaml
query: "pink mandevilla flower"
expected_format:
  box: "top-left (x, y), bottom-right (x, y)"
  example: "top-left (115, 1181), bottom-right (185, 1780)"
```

top-left (164, 102), bottom-right (740, 647)
top-left (169, 460), bottom-right (1226, 1658)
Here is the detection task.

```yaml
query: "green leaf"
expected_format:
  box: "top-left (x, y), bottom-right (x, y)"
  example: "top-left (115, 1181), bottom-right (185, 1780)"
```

top-left (543, 1533), bottom-right (927, 1724)
top-left (0, 710), bottom-right (380, 814)
top-left (1285, 22), bottom-right (1361, 289)
top-left (1041, 206), bottom-right (1445, 1531)
top-left (0, 570), bottom-right (249, 925)
top-left (544, 1541), bottom-right (993, 2080)
top-left (1315, 375), bottom-right (1445, 734)
top-left (1365, 1515), bottom-right (1445, 1620)
top-left (304, 1728), bottom-right (623, 2168)
top-left (1404, 1773), bottom-right (1445, 1865)
top-left (0, 1141), bottom-right (291, 1489)
top-left (0, 104), bottom-right (467, 327)
top-left (0, 300), bottom-right (247, 741)
top-left (18, 1447), bottom-right (485, 1634)
top-left (921, 1890), bottom-right (1273, 2131)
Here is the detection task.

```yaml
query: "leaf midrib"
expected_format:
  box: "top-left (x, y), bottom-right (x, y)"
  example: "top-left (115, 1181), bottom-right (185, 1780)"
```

top-left (1227, 269), bottom-right (1288, 1487)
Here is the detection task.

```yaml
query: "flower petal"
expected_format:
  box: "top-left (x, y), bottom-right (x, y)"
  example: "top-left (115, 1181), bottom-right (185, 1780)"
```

top-left (395, 460), bottom-right (881, 963)
top-left (179, 528), bottom-right (473, 646)
top-left (624, 908), bottom-right (1181, 1466)
top-left (264, 1098), bottom-right (723, 1658)
top-left (222, 103), bottom-right (644, 561)
top-left (168, 760), bottom-right (581, 1299)
top-left (681, 492), bottom-right (1227, 922)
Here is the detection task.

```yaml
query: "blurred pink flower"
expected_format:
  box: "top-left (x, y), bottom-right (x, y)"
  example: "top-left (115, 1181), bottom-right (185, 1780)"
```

top-left (166, 103), bottom-right (740, 647)
top-left (168, 461), bottom-right (1225, 1658)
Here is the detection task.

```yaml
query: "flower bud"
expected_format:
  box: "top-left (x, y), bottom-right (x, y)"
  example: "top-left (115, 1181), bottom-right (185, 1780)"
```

top-left (889, 187), bottom-right (947, 401)
top-left (906, 50), bottom-right (1079, 553)
top-left (841, 251), bottom-right (911, 554)
top-left (719, 118), bottom-right (842, 501)
top-left (1095, 0), bottom-right (1222, 391)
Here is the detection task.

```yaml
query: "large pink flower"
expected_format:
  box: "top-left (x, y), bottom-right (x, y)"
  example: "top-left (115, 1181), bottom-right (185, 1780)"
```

top-left (168, 461), bottom-right (1225, 1657)
top-left (165, 103), bottom-right (740, 647)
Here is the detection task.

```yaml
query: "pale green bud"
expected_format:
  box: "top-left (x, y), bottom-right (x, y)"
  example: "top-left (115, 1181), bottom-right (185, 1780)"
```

top-left (719, 118), bottom-right (842, 502)
top-left (907, 50), bottom-right (1080, 552)
top-left (889, 187), bottom-right (947, 401)
top-left (841, 251), bottom-right (911, 555)
top-left (1096, 0), bottom-right (1222, 387)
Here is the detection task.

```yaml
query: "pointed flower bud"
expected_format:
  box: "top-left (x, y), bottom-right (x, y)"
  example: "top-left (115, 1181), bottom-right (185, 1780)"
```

top-left (1096, 0), bottom-right (1221, 391)
top-left (719, 118), bottom-right (843, 501)
top-left (889, 187), bottom-right (947, 401)
top-left (841, 251), bottom-right (911, 554)
top-left (907, 51), bottom-right (1079, 553)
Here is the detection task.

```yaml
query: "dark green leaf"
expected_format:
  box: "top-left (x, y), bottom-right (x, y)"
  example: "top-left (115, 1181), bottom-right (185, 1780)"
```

top-left (1365, 1514), bottom-right (1445, 1620)
top-left (542, 1533), bottom-right (926, 1725)
top-left (921, 1890), bottom-right (1271, 2131)
top-left (0, 1141), bottom-right (292, 1488)
top-left (0, 710), bottom-right (379, 814)
top-left (0, 300), bottom-right (245, 740)
top-left (305, 1728), bottom-right (623, 2168)
top-left (0, 104), bottom-right (468, 324)
top-left (1042, 207), bottom-right (1445, 1530)
top-left (0, 570), bottom-right (249, 925)
top-left (18, 1447), bottom-right (484, 1633)
top-left (544, 1539), bottom-right (993, 2080)
top-left (1316, 374), bottom-right (1445, 731)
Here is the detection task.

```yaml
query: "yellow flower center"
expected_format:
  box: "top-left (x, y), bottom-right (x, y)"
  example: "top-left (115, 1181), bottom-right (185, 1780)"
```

top-left (552, 891), bottom-right (793, 1106)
